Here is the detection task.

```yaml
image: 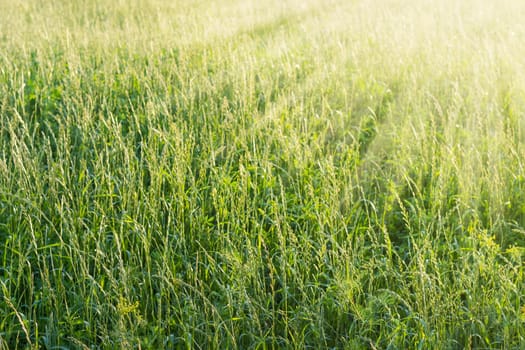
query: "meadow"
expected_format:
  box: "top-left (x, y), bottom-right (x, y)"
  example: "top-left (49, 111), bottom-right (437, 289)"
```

top-left (1, 0), bottom-right (525, 348)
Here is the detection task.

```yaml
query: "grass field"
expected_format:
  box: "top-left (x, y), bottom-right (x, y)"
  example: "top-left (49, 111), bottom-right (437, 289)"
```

top-left (1, 0), bottom-right (525, 348)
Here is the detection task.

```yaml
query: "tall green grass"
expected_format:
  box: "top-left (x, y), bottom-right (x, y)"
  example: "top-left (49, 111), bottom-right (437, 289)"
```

top-left (1, 0), bottom-right (524, 348)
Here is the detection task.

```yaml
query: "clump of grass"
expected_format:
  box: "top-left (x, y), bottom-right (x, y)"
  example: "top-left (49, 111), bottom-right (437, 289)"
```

top-left (1, 0), bottom-right (525, 348)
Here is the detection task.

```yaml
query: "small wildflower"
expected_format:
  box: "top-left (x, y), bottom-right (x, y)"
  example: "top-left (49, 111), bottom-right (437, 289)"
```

top-left (117, 297), bottom-right (140, 315)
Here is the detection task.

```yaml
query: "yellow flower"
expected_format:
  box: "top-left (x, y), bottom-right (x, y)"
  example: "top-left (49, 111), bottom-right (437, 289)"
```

top-left (117, 297), bottom-right (140, 315)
